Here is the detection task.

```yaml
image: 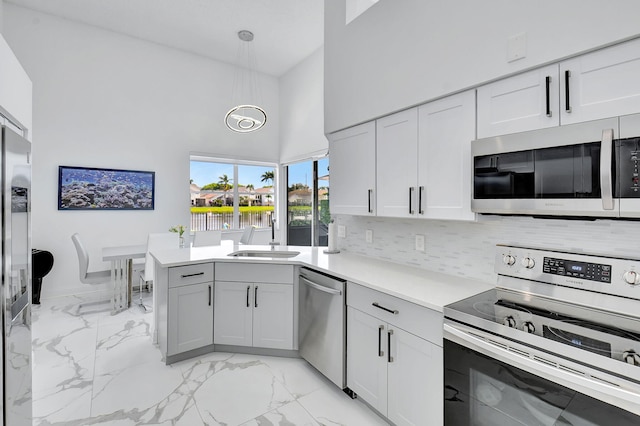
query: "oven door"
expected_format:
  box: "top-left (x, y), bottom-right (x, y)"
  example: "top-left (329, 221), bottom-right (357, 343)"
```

top-left (444, 322), bottom-right (640, 425)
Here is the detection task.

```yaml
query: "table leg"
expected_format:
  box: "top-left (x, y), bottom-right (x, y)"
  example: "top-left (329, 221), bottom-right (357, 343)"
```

top-left (111, 259), bottom-right (129, 314)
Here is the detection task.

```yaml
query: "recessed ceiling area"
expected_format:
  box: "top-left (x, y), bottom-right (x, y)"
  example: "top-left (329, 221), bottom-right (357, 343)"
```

top-left (5, 0), bottom-right (325, 77)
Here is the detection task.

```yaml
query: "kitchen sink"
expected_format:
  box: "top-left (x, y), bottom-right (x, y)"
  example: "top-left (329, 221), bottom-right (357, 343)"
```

top-left (227, 250), bottom-right (300, 258)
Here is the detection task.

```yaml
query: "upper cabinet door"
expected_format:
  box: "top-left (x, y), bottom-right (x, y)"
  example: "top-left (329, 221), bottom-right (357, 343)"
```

top-left (329, 121), bottom-right (377, 215)
top-left (376, 108), bottom-right (419, 218)
top-left (560, 38), bottom-right (640, 125)
top-left (418, 91), bottom-right (476, 221)
top-left (0, 36), bottom-right (32, 139)
top-left (477, 64), bottom-right (560, 138)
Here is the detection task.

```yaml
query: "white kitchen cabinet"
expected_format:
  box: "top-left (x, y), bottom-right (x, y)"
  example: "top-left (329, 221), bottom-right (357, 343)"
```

top-left (376, 108), bottom-right (418, 218)
top-left (214, 263), bottom-right (294, 350)
top-left (387, 326), bottom-right (442, 426)
top-left (478, 38), bottom-right (640, 138)
top-left (328, 121), bottom-right (376, 215)
top-left (213, 281), bottom-right (253, 346)
top-left (418, 91), bottom-right (476, 221)
top-left (0, 35), bottom-right (32, 138)
top-left (347, 283), bottom-right (443, 425)
top-left (166, 263), bottom-right (215, 357)
top-left (560, 38), bottom-right (640, 125)
top-left (168, 282), bottom-right (213, 355)
top-left (214, 281), bottom-right (294, 350)
top-left (477, 65), bottom-right (560, 138)
top-left (347, 306), bottom-right (387, 412)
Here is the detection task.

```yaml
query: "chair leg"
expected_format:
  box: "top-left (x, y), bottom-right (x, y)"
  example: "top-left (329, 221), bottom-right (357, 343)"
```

top-left (138, 277), bottom-right (148, 311)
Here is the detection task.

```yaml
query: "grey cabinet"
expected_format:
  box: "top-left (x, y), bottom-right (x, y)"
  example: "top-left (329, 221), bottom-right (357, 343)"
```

top-left (166, 263), bottom-right (214, 357)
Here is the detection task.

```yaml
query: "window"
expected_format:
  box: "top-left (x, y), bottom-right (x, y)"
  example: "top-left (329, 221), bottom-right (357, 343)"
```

top-left (190, 158), bottom-right (276, 231)
top-left (286, 157), bottom-right (330, 246)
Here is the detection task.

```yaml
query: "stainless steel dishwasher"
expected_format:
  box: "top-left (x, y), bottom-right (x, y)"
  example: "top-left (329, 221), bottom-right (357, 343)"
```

top-left (298, 267), bottom-right (346, 389)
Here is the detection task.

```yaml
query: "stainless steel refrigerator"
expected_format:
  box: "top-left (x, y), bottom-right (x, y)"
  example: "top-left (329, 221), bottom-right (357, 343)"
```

top-left (1, 125), bottom-right (32, 425)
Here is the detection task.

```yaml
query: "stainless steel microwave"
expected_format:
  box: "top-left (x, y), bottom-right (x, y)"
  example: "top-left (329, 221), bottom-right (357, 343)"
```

top-left (471, 114), bottom-right (640, 218)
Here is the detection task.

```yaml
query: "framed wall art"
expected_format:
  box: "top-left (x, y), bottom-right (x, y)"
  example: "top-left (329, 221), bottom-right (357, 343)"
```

top-left (58, 165), bottom-right (155, 210)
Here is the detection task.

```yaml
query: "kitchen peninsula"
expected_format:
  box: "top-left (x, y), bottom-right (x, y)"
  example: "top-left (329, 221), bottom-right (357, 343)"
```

top-left (151, 243), bottom-right (493, 425)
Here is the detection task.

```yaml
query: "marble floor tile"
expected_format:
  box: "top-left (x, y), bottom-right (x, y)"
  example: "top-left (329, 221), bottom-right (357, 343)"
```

top-left (241, 400), bottom-right (320, 426)
top-left (297, 386), bottom-right (390, 426)
top-left (33, 293), bottom-right (391, 426)
top-left (187, 354), bottom-right (296, 425)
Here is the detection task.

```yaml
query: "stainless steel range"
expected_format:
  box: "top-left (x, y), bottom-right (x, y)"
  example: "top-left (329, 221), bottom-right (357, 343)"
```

top-left (444, 245), bottom-right (640, 425)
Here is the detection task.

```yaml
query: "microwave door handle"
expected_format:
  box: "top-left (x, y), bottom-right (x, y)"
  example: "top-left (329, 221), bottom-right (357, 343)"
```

top-left (601, 129), bottom-right (614, 210)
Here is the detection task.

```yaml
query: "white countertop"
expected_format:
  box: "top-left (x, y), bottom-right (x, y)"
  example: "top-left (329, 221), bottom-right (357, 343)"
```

top-left (151, 242), bottom-right (494, 312)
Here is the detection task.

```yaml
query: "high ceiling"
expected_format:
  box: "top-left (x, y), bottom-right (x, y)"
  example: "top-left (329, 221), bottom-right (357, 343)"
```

top-left (6, 0), bottom-right (325, 77)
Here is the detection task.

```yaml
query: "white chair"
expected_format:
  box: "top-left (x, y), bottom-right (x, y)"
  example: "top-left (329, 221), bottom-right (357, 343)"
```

top-left (192, 230), bottom-right (222, 247)
top-left (138, 232), bottom-right (179, 311)
top-left (71, 233), bottom-right (112, 307)
top-left (239, 226), bottom-right (255, 244)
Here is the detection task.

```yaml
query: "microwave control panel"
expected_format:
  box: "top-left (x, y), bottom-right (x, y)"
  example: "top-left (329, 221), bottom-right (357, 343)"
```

top-left (616, 137), bottom-right (640, 197)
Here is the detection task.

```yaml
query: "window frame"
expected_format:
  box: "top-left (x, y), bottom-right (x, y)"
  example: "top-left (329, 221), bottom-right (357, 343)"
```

top-left (190, 155), bottom-right (278, 231)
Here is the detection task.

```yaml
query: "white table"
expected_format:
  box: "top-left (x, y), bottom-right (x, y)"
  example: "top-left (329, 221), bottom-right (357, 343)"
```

top-left (102, 244), bottom-right (146, 314)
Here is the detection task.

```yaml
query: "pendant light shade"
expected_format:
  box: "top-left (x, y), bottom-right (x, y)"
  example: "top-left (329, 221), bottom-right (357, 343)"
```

top-left (225, 30), bottom-right (267, 133)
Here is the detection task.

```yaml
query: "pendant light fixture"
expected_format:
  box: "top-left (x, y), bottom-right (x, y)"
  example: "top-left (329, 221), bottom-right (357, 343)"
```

top-left (225, 30), bottom-right (267, 133)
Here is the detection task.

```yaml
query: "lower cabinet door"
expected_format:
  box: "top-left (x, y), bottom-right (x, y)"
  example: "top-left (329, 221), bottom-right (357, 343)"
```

top-left (214, 281), bottom-right (253, 346)
top-left (387, 327), bottom-right (443, 426)
top-left (252, 283), bottom-right (294, 350)
top-left (168, 282), bottom-right (213, 355)
top-left (347, 306), bottom-right (388, 415)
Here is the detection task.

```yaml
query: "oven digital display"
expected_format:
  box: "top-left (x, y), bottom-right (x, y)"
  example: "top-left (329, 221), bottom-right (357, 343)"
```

top-left (543, 326), bottom-right (612, 357)
top-left (543, 257), bottom-right (612, 283)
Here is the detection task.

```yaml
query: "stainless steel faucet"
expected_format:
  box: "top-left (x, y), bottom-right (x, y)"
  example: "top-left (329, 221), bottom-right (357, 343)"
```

top-left (269, 217), bottom-right (279, 245)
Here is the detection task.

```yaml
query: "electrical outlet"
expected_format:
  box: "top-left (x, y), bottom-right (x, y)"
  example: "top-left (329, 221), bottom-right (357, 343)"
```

top-left (507, 32), bottom-right (527, 62)
top-left (338, 225), bottom-right (346, 238)
top-left (366, 229), bottom-right (373, 244)
top-left (415, 234), bottom-right (425, 252)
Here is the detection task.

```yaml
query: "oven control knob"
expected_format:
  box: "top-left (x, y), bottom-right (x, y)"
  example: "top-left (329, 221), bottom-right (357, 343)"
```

top-left (521, 257), bottom-right (536, 269)
top-left (503, 316), bottom-right (517, 328)
top-left (623, 270), bottom-right (640, 285)
top-left (503, 255), bottom-right (516, 266)
top-left (523, 321), bottom-right (536, 333)
top-left (623, 350), bottom-right (640, 366)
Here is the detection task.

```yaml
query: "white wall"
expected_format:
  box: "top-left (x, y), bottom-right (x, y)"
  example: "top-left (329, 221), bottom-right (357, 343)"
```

top-left (324, 0), bottom-right (640, 133)
top-left (4, 5), bottom-right (281, 298)
top-left (279, 46), bottom-right (327, 164)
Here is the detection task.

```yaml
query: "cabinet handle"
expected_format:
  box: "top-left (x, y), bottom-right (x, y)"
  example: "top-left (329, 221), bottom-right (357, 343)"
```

top-left (368, 189), bottom-right (373, 213)
top-left (372, 302), bottom-right (399, 315)
top-left (409, 187), bottom-right (415, 215)
top-left (545, 76), bottom-right (552, 117)
top-left (254, 285), bottom-right (258, 308)
top-left (208, 285), bottom-right (212, 306)
top-left (246, 285), bottom-right (250, 308)
top-left (181, 272), bottom-right (205, 278)
top-left (418, 186), bottom-right (424, 215)
top-left (378, 325), bottom-right (384, 357)
top-left (564, 70), bottom-right (572, 113)
top-left (388, 329), bottom-right (394, 363)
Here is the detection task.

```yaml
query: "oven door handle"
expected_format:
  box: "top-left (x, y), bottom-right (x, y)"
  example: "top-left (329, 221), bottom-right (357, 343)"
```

top-left (443, 322), bottom-right (640, 417)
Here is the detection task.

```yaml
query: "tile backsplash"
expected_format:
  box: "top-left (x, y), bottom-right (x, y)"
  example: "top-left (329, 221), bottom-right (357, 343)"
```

top-left (335, 214), bottom-right (640, 284)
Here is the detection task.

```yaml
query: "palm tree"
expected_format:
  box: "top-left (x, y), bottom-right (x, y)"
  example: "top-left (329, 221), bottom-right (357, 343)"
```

top-left (246, 184), bottom-right (254, 207)
top-left (260, 170), bottom-right (274, 186)
top-left (219, 174), bottom-right (232, 206)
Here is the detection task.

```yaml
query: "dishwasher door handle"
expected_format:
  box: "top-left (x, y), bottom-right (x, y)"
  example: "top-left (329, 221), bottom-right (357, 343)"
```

top-left (300, 276), bottom-right (342, 296)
